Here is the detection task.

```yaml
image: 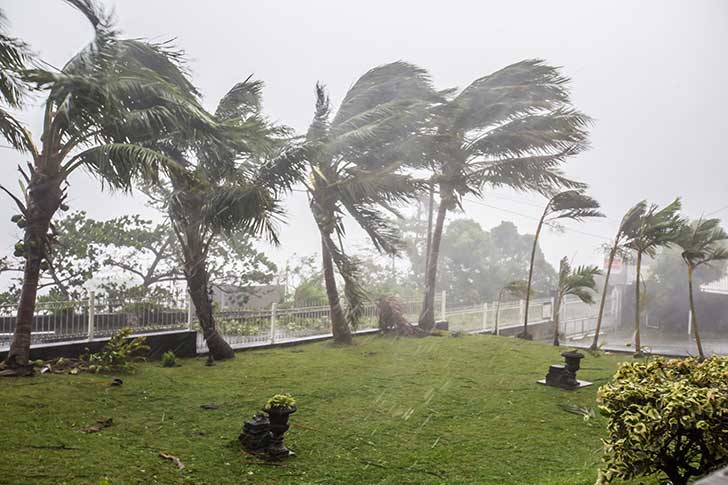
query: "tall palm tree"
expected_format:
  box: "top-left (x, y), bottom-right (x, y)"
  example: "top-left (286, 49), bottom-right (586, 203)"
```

top-left (418, 59), bottom-right (590, 332)
top-left (0, 7), bottom-right (33, 151)
top-left (303, 63), bottom-right (437, 344)
top-left (624, 198), bottom-right (683, 357)
top-left (589, 201), bottom-right (647, 350)
top-left (676, 217), bottom-right (728, 359)
top-left (1, 0), bottom-right (222, 374)
top-left (156, 78), bottom-right (304, 360)
top-left (552, 257), bottom-right (600, 346)
top-left (521, 190), bottom-right (603, 338)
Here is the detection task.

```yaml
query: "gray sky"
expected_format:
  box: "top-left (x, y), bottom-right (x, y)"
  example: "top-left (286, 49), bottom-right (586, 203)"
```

top-left (2, 0), bottom-right (727, 272)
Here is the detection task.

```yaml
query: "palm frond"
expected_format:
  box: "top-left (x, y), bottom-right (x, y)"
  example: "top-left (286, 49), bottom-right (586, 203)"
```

top-left (547, 190), bottom-right (604, 221)
top-left (677, 217), bottom-right (728, 268)
top-left (558, 256), bottom-right (601, 304)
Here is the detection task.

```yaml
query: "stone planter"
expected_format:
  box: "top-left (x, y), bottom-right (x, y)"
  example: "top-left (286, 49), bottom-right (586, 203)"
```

top-left (263, 405), bottom-right (296, 459)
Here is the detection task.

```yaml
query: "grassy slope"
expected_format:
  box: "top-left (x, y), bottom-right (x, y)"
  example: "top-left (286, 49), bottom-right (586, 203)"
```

top-left (0, 334), bottom-right (654, 485)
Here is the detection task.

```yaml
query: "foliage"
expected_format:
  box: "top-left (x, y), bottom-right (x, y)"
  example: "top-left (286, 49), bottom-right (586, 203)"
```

top-left (86, 328), bottom-right (149, 374)
top-left (556, 257), bottom-right (601, 305)
top-left (0, 7), bottom-right (33, 152)
top-left (161, 351), bottom-right (177, 368)
top-left (264, 393), bottom-right (296, 410)
top-left (597, 357), bottom-right (728, 484)
top-left (438, 219), bottom-right (556, 305)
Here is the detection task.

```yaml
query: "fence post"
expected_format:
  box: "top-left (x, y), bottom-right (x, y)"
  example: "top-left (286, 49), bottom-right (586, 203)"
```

top-left (270, 302), bottom-right (277, 344)
top-left (187, 294), bottom-right (194, 331)
top-left (519, 299), bottom-right (525, 324)
top-left (440, 291), bottom-right (447, 320)
top-left (482, 302), bottom-right (488, 332)
top-left (87, 291), bottom-right (95, 341)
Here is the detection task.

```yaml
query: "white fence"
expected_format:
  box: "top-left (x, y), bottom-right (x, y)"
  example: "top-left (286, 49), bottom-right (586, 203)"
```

top-left (1, 289), bottom-right (616, 354)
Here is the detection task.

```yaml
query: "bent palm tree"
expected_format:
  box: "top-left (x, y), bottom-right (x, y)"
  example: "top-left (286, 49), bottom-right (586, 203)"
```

top-left (676, 217), bottom-right (728, 359)
top-left (521, 190), bottom-right (603, 338)
top-left (624, 198), bottom-right (683, 357)
top-left (304, 63), bottom-right (436, 344)
top-left (157, 78), bottom-right (304, 360)
top-left (589, 201), bottom-right (647, 350)
top-left (494, 280), bottom-right (528, 335)
top-left (1, 0), bottom-right (221, 374)
top-left (552, 257), bottom-right (600, 346)
top-left (419, 60), bottom-right (590, 332)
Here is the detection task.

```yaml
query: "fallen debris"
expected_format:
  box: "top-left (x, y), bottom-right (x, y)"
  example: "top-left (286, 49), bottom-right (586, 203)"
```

top-left (159, 452), bottom-right (185, 470)
top-left (200, 403), bottom-right (219, 410)
top-left (80, 417), bottom-right (113, 433)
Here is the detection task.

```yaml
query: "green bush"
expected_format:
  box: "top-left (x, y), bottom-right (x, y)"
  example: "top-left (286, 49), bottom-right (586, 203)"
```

top-left (597, 357), bottom-right (728, 485)
top-left (264, 393), bottom-right (296, 410)
top-left (86, 328), bottom-right (149, 374)
top-left (161, 351), bottom-right (177, 368)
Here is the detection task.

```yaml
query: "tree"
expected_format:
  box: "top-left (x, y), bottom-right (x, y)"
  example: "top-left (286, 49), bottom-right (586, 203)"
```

top-left (1, 0), bottom-right (219, 374)
top-left (521, 190), bottom-right (603, 338)
top-left (551, 257), bottom-right (600, 346)
top-left (494, 280), bottom-right (528, 334)
top-left (675, 217), bottom-right (728, 359)
top-left (418, 60), bottom-right (590, 332)
top-left (590, 201), bottom-right (648, 350)
top-left (0, 7), bottom-right (33, 151)
top-left (303, 63), bottom-right (436, 344)
top-left (151, 77), bottom-right (303, 360)
top-left (624, 198), bottom-right (683, 357)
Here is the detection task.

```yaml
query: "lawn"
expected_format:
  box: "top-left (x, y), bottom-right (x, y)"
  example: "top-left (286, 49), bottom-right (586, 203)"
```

top-left (0, 334), bottom-right (653, 484)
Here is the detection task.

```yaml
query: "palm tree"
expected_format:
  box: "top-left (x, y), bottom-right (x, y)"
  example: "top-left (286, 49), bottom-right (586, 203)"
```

top-left (418, 59), bottom-right (591, 332)
top-left (0, 7), bottom-right (33, 151)
top-left (676, 217), bottom-right (728, 359)
top-left (493, 280), bottom-right (528, 335)
top-left (156, 78), bottom-right (304, 360)
top-left (1, 0), bottom-right (222, 374)
top-left (552, 257), bottom-right (600, 346)
top-left (303, 63), bottom-right (436, 344)
top-left (589, 201), bottom-right (647, 350)
top-left (624, 198), bottom-right (683, 357)
top-left (521, 190), bottom-right (603, 338)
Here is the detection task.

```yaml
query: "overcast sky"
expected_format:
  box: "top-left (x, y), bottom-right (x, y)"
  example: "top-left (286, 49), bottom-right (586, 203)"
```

top-left (2, 0), bottom-right (727, 273)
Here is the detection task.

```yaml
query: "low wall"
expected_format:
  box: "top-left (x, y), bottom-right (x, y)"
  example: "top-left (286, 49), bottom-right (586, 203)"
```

top-left (472, 319), bottom-right (555, 340)
top-left (0, 330), bottom-right (198, 362)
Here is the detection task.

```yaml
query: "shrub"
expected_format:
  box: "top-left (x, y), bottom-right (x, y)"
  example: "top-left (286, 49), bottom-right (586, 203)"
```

top-left (86, 328), bottom-right (150, 373)
top-left (161, 351), bottom-right (177, 368)
top-left (597, 356), bottom-right (728, 485)
top-left (264, 394), bottom-right (296, 410)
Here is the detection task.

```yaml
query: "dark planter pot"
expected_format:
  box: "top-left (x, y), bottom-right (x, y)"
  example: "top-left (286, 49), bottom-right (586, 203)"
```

top-left (263, 405), bottom-right (296, 459)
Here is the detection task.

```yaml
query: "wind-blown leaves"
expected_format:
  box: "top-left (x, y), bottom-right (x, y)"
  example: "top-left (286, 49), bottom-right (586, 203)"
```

top-left (0, 8), bottom-right (33, 153)
top-left (677, 217), bottom-right (728, 268)
top-left (546, 190), bottom-right (604, 221)
top-left (558, 257), bottom-right (601, 304)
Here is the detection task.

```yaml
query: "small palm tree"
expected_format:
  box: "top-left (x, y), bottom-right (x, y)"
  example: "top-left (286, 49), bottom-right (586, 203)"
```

top-left (676, 217), bottom-right (728, 359)
top-left (589, 201), bottom-right (648, 350)
top-left (494, 280), bottom-right (528, 335)
top-left (552, 257), bottom-right (601, 346)
top-left (418, 59), bottom-right (591, 332)
top-left (303, 63), bottom-right (436, 344)
top-left (2, 0), bottom-right (222, 373)
top-left (521, 190), bottom-right (603, 338)
top-left (624, 198), bottom-right (683, 357)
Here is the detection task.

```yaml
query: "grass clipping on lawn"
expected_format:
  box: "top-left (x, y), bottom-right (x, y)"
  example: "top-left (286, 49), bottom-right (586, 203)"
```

top-left (0, 334), bottom-right (651, 484)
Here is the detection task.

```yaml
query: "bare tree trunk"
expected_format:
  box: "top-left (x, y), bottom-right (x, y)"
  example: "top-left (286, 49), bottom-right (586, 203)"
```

top-left (418, 198), bottom-right (447, 332)
top-left (184, 244), bottom-right (234, 361)
top-left (591, 244), bottom-right (617, 350)
top-left (5, 170), bottom-right (61, 375)
top-left (687, 266), bottom-right (705, 359)
top-left (552, 293), bottom-right (562, 346)
top-left (321, 236), bottom-right (351, 344)
top-left (521, 210), bottom-right (546, 339)
top-left (633, 251), bottom-right (643, 357)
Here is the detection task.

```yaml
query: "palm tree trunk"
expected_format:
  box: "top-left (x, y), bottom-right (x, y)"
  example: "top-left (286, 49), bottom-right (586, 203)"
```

top-left (5, 170), bottom-right (62, 374)
top-left (418, 198), bottom-right (447, 332)
top-left (494, 289), bottom-right (504, 335)
top-left (184, 243), bottom-right (234, 360)
top-left (687, 265), bottom-right (705, 359)
top-left (521, 210), bottom-right (546, 339)
top-left (591, 244), bottom-right (617, 350)
top-left (321, 236), bottom-right (351, 344)
top-left (552, 293), bottom-right (562, 346)
top-left (633, 250), bottom-right (643, 357)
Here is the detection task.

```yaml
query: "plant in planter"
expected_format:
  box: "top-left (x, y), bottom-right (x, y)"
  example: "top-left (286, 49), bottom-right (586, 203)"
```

top-left (263, 394), bottom-right (297, 459)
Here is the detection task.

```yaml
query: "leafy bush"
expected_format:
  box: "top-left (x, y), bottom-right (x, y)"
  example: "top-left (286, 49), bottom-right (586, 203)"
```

top-left (161, 351), bottom-right (177, 368)
top-left (86, 328), bottom-right (149, 373)
top-left (264, 393), bottom-right (296, 410)
top-left (597, 357), bottom-right (728, 485)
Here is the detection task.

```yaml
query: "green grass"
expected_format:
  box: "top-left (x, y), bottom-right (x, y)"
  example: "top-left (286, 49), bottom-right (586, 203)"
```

top-left (0, 334), bottom-right (654, 484)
